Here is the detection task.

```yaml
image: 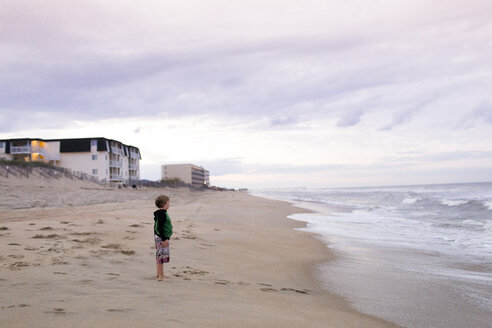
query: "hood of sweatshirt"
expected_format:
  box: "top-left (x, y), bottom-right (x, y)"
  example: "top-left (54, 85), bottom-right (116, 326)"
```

top-left (154, 209), bottom-right (167, 221)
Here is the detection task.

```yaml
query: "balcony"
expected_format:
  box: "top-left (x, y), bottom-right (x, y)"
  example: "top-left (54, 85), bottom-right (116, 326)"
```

top-left (129, 150), bottom-right (139, 159)
top-left (129, 163), bottom-right (139, 170)
top-left (110, 160), bottom-right (122, 168)
top-left (35, 148), bottom-right (60, 161)
top-left (11, 146), bottom-right (31, 154)
top-left (111, 147), bottom-right (123, 155)
top-left (110, 174), bottom-right (122, 181)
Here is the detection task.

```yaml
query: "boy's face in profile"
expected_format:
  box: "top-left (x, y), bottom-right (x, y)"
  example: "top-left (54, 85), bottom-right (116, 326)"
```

top-left (163, 201), bottom-right (170, 210)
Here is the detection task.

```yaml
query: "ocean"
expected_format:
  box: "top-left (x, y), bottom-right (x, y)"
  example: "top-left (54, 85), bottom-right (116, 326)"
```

top-left (252, 182), bottom-right (492, 328)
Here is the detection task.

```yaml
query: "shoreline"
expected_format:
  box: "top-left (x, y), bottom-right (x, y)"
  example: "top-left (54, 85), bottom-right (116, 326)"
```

top-left (0, 178), bottom-right (399, 327)
top-left (259, 190), bottom-right (492, 328)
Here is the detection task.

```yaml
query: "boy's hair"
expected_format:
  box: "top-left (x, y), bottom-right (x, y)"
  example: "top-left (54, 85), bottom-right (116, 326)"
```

top-left (155, 195), bottom-right (170, 208)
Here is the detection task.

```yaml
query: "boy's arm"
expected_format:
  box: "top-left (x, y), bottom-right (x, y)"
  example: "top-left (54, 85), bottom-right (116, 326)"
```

top-left (158, 216), bottom-right (166, 239)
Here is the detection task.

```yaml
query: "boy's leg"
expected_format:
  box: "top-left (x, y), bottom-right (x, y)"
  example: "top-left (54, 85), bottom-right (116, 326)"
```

top-left (156, 262), bottom-right (164, 279)
top-left (163, 264), bottom-right (170, 279)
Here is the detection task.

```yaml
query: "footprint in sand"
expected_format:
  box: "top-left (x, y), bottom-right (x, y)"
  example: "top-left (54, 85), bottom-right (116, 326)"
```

top-left (214, 280), bottom-right (230, 285)
top-left (119, 250), bottom-right (135, 255)
top-left (0, 227), bottom-right (9, 231)
top-left (72, 237), bottom-right (102, 245)
top-left (46, 308), bottom-right (66, 315)
top-left (39, 227), bottom-right (54, 231)
top-left (129, 224), bottom-right (144, 228)
top-left (174, 266), bottom-right (209, 280)
top-left (70, 232), bottom-right (94, 236)
top-left (7, 304), bottom-right (30, 309)
top-left (107, 308), bottom-right (131, 312)
top-left (8, 243), bottom-right (21, 246)
top-left (51, 258), bottom-right (69, 265)
top-left (32, 234), bottom-right (64, 239)
top-left (280, 288), bottom-right (310, 294)
top-left (181, 233), bottom-right (197, 240)
top-left (260, 287), bottom-right (278, 292)
top-left (101, 243), bottom-right (122, 249)
top-left (9, 262), bottom-right (29, 270)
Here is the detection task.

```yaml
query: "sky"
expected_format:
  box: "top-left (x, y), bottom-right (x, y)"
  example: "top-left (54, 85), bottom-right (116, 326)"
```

top-left (1, 0), bottom-right (492, 188)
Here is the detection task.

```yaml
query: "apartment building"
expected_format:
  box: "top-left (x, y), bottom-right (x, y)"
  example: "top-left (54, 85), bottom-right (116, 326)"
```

top-left (0, 137), bottom-right (141, 184)
top-left (161, 163), bottom-right (210, 187)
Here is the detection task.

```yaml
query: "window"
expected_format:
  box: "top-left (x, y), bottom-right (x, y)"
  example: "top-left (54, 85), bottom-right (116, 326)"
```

top-left (92, 169), bottom-right (98, 175)
top-left (91, 139), bottom-right (98, 146)
top-left (92, 154), bottom-right (97, 160)
top-left (0, 142), bottom-right (5, 148)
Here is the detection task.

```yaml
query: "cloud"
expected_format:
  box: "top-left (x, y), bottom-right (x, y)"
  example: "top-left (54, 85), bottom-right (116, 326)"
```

top-left (379, 96), bottom-right (436, 131)
top-left (456, 100), bottom-right (492, 129)
top-left (2, 0), bottom-right (490, 133)
top-left (337, 109), bottom-right (364, 127)
top-left (194, 158), bottom-right (344, 176)
top-left (269, 115), bottom-right (298, 127)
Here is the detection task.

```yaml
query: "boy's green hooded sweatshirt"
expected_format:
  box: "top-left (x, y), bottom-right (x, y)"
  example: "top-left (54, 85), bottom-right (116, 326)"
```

top-left (154, 209), bottom-right (173, 240)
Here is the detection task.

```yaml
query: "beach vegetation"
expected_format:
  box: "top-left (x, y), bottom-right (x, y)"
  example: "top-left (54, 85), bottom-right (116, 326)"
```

top-left (161, 177), bottom-right (184, 188)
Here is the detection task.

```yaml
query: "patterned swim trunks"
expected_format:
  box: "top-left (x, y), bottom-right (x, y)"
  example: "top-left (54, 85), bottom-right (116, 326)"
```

top-left (154, 234), bottom-right (170, 263)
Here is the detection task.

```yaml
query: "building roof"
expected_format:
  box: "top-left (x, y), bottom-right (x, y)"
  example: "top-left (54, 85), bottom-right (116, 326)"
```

top-left (0, 137), bottom-right (141, 158)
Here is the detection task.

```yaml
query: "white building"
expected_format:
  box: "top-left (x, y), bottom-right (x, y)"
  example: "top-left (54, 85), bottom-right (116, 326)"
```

top-left (161, 163), bottom-right (210, 187)
top-left (0, 137), bottom-right (141, 184)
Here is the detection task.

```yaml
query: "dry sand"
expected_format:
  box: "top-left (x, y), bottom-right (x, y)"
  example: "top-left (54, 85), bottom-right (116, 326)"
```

top-left (0, 174), bottom-right (400, 327)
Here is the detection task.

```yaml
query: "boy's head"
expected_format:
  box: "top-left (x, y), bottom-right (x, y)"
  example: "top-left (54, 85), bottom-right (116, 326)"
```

top-left (155, 195), bottom-right (170, 209)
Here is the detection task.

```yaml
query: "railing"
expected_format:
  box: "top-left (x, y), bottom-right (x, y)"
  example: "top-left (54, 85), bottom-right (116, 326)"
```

top-left (192, 171), bottom-right (205, 178)
top-left (10, 146), bottom-right (31, 154)
top-left (129, 163), bottom-right (138, 170)
top-left (36, 148), bottom-right (61, 161)
top-left (129, 151), bottom-right (139, 159)
top-left (110, 160), bottom-right (122, 168)
top-left (111, 147), bottom-right (123, 155)
top-left (110, 174), bottom-right (122, 181)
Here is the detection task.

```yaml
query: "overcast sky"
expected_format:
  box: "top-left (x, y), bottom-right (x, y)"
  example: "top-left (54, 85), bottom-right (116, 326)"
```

top-left (1, 0), bottom-right (491, 188)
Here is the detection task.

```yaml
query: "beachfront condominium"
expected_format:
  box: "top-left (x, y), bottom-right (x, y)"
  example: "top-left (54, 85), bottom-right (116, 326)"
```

top-left (0, 137), bottom-right (141, 184)
top-left (161, 163), bottom-right (210, 187)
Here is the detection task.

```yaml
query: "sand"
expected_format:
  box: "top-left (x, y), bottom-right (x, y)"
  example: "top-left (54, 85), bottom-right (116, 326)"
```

top-left (0, 174), bottom-right (399, 327)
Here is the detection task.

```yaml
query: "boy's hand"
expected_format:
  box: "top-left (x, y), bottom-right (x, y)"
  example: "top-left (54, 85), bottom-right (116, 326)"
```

top-left (163, 240), bottom-right (169, 247)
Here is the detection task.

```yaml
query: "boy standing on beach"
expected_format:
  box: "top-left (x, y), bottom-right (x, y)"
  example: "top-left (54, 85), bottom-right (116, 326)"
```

top-left (154, 195), bottom-right (173, 281)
